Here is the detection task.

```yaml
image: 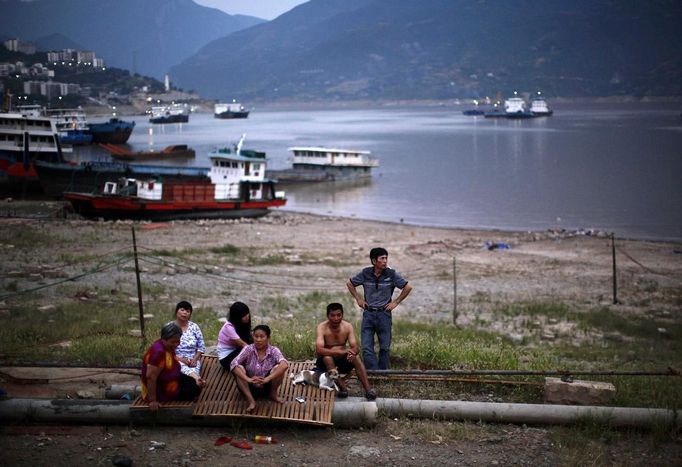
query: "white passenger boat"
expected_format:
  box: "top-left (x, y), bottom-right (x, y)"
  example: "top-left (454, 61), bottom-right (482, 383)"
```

top-left (267, 146), bottom-right (379, 183)
top-left (529, 92), bottom-right (553, 116)
top-left (0, 108), bottom-right (72, 192)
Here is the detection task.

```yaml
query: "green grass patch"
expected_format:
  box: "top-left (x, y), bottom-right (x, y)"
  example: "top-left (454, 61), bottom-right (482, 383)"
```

top-left (248, 254), bottom-right (288, 266)
top-left (209, 244), bottom-right (240, 255)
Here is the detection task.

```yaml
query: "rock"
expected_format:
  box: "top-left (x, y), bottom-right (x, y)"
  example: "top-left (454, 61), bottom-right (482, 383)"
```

top-left (38, 305), bottom-right (56, 311)
top-left (128, 329), bottom-right (142, 337)
top-left (150, 441), bottom-right (166, 449)
top-left (507, 332), bottom-right (524, 344)
top-left (111, 454), bottom-right (133, 467)
top-left (540, 330), bottom-right (555, 341)
top-left (349, 445), bottom-right (380, 459)
top-left (544, 377), bottom-right (616, 405)
top-left (77, 390), bottom-right (96, 399)
top-left (142, 314), bottom-right (154, 320)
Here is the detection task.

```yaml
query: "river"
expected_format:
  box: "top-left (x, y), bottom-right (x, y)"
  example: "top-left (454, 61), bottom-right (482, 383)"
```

top-left (77, 103), bottom-right (682, 241)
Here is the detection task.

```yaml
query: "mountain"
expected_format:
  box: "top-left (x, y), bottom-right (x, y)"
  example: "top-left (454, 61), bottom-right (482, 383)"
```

top-left (0, 0), bottom-right (265, 79)
top-left (34, 33), bottom-right (86, 52)
top-left (170, 0), bottom-right (682, 100)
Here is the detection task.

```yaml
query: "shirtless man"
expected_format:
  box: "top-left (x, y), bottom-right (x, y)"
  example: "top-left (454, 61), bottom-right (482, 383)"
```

top-left (315, 302), bottom-right (376, 400)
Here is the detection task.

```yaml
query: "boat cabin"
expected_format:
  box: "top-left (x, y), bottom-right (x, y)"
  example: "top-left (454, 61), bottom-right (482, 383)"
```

top-left (288, 147), bottom-right (378, 168)
top-left (504, 97), bottom-right (527, 114)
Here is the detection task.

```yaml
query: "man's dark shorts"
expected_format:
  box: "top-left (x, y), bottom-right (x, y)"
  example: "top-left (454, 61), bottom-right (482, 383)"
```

top-left (315, 355), bottom-right (354, 375)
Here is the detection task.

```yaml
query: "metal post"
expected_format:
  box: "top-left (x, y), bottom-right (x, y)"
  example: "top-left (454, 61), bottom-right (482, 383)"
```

top-left (453, 256), bottom-right (457, 325)
top-left (611, 233), bottom-right (618, 305)
top-left (131, 226), bottom-right (145, 339)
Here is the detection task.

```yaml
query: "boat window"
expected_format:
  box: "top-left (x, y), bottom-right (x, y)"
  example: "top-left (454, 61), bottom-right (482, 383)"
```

top-left (253, 163), bottom-right (261, 170)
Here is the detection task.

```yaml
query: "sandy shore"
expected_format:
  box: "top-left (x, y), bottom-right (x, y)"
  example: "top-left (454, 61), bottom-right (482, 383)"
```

top-left (1, 203), bottom-right (680, 340)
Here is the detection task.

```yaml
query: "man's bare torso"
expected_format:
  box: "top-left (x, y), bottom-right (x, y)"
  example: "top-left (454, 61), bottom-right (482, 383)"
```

top-left (322, 320), bottom-right (350, 349)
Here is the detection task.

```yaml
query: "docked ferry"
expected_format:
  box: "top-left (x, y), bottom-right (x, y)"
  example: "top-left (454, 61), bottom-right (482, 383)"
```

top-left (529, 92), bottom-right (554, 116)
top-left (0, 110), bottom-right (71, 193)
top-left (504, 96), bottom-right (534, 119)
top-left (267, 146), bottom-right (379, 183)
top-left (149, 103), bottom-right (189, 124)
top-left (43, 108), bottom-right (93, 145)
top-left (215, 101), bottom-right (249, 119)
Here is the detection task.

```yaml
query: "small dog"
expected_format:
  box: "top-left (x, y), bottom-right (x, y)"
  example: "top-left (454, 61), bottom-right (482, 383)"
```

top-left (290, 368), bottom-right (340, 392)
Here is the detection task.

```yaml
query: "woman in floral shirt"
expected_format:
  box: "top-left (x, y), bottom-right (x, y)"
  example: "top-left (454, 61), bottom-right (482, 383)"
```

top-left (230, 324), bottom-right (289, 413)
top-left (170, 300), bottom-right (206, 387)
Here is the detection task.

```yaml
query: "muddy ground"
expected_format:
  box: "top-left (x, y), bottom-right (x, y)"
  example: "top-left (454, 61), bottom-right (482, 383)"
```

top-left (1, 203), bottom-right (681, 465)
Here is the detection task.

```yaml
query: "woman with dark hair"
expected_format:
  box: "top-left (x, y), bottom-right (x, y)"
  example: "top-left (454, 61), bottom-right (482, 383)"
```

top-left (141, 322), bottom-right (202, 411)
top-left (217, 301), bottom-right (253, 370)
top-left (230, 324), bottom-right (288, 413)
top-left (171, 300), bottom-right (206, 387)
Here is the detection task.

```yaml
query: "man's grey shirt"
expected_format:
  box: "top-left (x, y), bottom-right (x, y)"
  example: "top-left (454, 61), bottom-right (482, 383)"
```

top-left (350, 267), bottom-right (408, 307)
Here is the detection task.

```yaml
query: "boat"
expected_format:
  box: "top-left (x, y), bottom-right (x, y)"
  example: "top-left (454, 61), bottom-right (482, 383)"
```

top-left (484, 102), bottom-right (507, 118)
top-left (88, 118), bottom-right (136, 144)
top-left (0, 109), bottom-right (72, 193)
top-left (462, 109), bottom-right (485, 116)
top-left (100, 143), bottom-right (195, 161)
top-left (33, 160), bottom-right (209, 198)
top-left (504, 96), bottom-right (535, 119)
top-left (149, 104), bottom-right (189, 124)
top-left (43, 108), bottom-right (93, 145)
top-left (215, 101), bottom-right (250, 119)
top-left (267, 146), bottom-right (379, 183)
top-left (462, 99), bottom-right (485, 116)
top-left (64, 142), bottom-right (286, 221)
top-left (529, 92), bottom-right (553, 116)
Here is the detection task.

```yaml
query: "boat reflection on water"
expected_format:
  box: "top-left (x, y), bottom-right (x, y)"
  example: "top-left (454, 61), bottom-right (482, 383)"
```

top-left (281, 177), bottom-right (375, 216)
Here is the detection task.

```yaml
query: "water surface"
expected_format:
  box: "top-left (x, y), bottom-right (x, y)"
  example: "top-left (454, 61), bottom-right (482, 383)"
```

top-left (78, 104), bottom-right (682, 240)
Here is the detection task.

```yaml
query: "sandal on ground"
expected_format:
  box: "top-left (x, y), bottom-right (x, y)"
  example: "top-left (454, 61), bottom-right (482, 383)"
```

top-left (365, 389), bottom-right (377, 401)
top-left (337, 390), bottom-right (349, 399)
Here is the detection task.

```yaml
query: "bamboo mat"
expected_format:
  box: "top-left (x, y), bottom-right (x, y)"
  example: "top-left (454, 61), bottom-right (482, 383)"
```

top-left (192, 356), bottom-right (335, 426)
top-left (132, 356), bottom-right (335, 426)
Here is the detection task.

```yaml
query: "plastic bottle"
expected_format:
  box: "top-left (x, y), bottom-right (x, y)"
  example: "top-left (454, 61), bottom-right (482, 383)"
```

top-left (254, 435), bottom-right (277, 444)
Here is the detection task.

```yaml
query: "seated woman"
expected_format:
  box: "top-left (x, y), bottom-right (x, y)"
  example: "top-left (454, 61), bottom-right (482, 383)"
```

top-left (217, 301), bottom-right (252, 371)
top-left (141, 322), bottom-right (202, 411)
top-left (230, 324), bottom-right (289, 413)
top-left (170, 300), bottom-right (206, 387)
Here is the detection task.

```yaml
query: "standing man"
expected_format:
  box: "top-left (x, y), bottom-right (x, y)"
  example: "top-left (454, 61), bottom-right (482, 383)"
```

top-left (346, 247), bottom-right (412, 370)
top-left (315, 302), bottom-right (376, 400)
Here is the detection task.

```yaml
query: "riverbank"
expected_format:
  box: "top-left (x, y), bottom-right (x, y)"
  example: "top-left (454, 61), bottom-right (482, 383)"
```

top-left (1, 202), bottom-right (680, 465)
top-left (1, 201), bottom-right (680, 334)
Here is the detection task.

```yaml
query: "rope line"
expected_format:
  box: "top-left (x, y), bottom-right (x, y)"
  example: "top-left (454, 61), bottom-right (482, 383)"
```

top-left (0, 255), bottom-right (132, 300)
top-left (616, 245), bottom-right (674, 277)
top-left (136, 253), bottom-right (335, 290)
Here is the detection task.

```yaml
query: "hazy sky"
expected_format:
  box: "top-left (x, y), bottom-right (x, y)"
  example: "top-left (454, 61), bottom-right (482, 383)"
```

top-left (193, 0), bottom-right (309, 20)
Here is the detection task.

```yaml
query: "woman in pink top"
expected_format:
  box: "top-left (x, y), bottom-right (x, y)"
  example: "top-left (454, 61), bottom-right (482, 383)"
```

top-left (230, 324), bottom-right (289, 413)
top-left (217, 302), bottom-right (252, 370)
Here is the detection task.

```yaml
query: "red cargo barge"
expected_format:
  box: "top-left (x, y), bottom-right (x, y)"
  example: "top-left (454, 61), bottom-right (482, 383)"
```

top-left (64, 138), bottom-right (286, 221)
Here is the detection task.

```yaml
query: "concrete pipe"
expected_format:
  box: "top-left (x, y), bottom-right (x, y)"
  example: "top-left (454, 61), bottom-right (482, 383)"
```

top-left (105, 384), bottom-right (141, 399)
top-left (0, 399), bottom-right (131, 424)
top-left (376, 398), bottom-right (681, 428)
top-left (0, 398), bottom-right (378, 429)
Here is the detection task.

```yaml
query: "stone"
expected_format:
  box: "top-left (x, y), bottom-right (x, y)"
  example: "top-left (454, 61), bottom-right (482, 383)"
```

top-left (349, 445), bottom-right (380, 459)
top-left (128, 329), bottom-right (142, 337)
top-left (112, 454), bottom-right (133, 467)
top-left (77, 390), bottom-right (96, 399)
top-left (544, 377), bottom-right (616, 406)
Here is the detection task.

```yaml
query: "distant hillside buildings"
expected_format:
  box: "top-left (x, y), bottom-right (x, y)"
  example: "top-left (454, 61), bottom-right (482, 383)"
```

top-left (2, 38), bottom-right (106, 100)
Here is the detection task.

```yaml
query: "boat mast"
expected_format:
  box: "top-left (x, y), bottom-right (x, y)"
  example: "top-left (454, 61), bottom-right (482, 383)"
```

top-left (236, 133), bottom-right (246, 155)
